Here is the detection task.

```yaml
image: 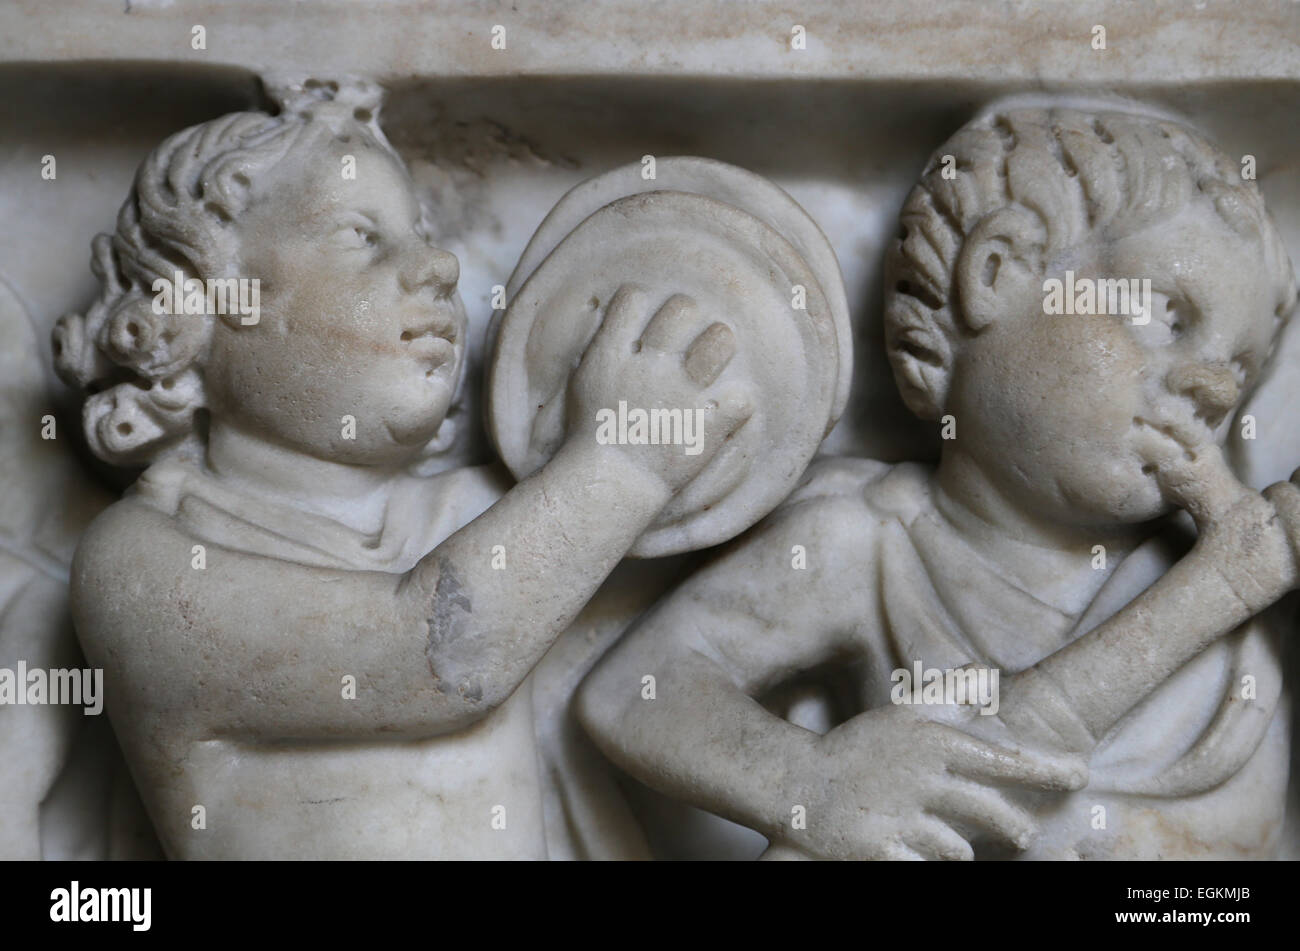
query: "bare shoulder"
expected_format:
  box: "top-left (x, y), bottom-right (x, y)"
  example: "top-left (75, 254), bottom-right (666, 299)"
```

top-left (72, 495), bottom-right (195, 600)
top-left (67, 495), bottom-right (214, 739)
top-left (673, 457), bottom-right (890, 624)
top-left (70, 495), bottom-right (200, 658)
top-left (753, 456), bottom-right (891, 558)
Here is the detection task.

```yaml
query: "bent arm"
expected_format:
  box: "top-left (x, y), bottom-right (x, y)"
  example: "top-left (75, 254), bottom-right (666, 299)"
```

top-left (576, 495), bottom-right (867, 837)
top-left (1003, 480), bottom-right (1300, 751)
top-left (74, 442), bottom-right (668, 742)
top-left (400, 441), bottom-right (669, 711)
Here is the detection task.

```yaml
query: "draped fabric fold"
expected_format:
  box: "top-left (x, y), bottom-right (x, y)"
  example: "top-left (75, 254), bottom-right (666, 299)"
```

top-left (132, 454), bottom-right (650, 860)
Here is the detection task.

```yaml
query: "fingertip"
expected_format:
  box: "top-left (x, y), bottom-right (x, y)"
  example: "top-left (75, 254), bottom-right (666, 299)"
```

top-left (665, 293), bottom-right (697, 314)
top-left (706, 320), bottom-right (735, 345)
top-left (604, 283), bottom-right (647, 320)
top-left (1040, 758), bottom-right (1089, 792)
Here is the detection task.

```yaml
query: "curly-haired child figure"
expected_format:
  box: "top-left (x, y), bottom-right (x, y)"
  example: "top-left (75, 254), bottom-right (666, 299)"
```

top-left (56, 80), bottom-right (751, 859)
top-left (579, 105), bottom-right (1300, 859)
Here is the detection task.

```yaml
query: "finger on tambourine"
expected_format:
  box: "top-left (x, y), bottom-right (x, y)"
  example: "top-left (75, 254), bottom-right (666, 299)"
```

top-left (684, 322), bottom-right (736, 387)
top-left (703, 383), bottom-right (754, 440)
top-left (639, 294), bottom-right (699, 352)
top-left (587, 284), bottom-right (651, 355)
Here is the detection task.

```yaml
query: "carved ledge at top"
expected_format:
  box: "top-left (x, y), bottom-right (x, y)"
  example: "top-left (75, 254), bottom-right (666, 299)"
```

top-left (2, 0), bottom-right (1298, 83)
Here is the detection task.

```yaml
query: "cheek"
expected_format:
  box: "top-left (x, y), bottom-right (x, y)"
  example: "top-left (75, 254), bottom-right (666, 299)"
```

top-left (988, 318), bottom-right (1147, 444)
top-left (274, 288), bottom-right (404, 376)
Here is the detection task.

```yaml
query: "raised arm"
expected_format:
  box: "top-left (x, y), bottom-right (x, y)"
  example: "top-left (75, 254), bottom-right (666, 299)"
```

top-left (74, 287), bottom-right (751, 742)
top-left (74, 446), bottom-right (668, 742)
top-left (999, 459), bottom-right (1300, 753)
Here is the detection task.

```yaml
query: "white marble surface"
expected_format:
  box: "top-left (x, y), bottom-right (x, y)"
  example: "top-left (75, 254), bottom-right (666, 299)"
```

top-left (1, 0), bottom-right (1298, 860)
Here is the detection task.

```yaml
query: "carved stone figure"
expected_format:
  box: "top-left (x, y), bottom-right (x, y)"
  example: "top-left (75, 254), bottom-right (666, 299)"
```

top-left (578, 105), bottom-right (1300, 860)
top-left (53, 79), bottom-right (813, 858)
top-left (12, 41), bottom-right (1300, 861)
top-left (1, 276), bottom-right (160, 861)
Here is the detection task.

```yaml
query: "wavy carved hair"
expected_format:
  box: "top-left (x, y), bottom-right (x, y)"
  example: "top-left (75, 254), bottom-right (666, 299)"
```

top-left (53, 78), bottom-right (406, 466)
top-left (883, 106), bottom-right (1298, 420)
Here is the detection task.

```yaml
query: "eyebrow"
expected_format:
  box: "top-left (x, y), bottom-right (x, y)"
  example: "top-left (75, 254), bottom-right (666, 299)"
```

top-left (337, 210), bottom-right (380, 229)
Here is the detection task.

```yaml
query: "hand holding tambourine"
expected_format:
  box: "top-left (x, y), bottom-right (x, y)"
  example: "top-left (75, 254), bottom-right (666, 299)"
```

top-left (487, 158), bottom-right (854, 557)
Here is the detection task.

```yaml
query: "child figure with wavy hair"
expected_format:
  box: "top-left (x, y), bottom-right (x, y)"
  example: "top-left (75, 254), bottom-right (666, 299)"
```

top-left (579, 104), bottom-right (1300, 860)
top-left (55, 79), bottom-right (750, 859)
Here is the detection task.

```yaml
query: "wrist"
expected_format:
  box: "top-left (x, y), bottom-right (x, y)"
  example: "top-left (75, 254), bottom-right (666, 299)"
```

top-left (999, 667), bottom-right (1095, 753)
top-left (1264, 480), bottom-right (1300, 569)
top-left (554, 438), bottom-right (673, 513)
top-left (1198, 483), bottom-right (1300, 603)
top-left (752, 727), bottom-right (827, 844)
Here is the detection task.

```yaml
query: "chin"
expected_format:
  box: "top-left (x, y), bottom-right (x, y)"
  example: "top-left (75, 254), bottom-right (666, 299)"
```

top-left (1103, 482), bottom-right (1172, 525)
top-left (1053, 471), bottom-right (1167, 526)
top-left (384, 415), bottom-right (445, 448)
top-left (382, 385), bottom-right (452, 441)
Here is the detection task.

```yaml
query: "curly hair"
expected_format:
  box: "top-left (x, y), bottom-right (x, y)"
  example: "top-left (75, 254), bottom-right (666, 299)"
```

top-left (883, 105), bottom-right (1298, 420)
top-left (53, 77), bottom-right (399, 465)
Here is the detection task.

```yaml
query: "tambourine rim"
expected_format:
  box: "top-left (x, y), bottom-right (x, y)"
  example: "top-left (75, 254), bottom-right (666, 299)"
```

top-left (488, 190), bottom-right (838, 557)
top-left (503, 156), bottom-right (853, 426)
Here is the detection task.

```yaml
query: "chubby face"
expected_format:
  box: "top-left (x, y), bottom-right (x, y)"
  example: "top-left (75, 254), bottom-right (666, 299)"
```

top-left (947, 203), bottom-right (1282, 529)
top-left (204, 130), bottom-right (466, 466)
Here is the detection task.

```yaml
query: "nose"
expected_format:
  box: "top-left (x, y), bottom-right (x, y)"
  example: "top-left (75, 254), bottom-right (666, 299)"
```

top-left (399, 245), bottom-right (459, 294)
top-left (1164, 362), bottom-right (1240, 425)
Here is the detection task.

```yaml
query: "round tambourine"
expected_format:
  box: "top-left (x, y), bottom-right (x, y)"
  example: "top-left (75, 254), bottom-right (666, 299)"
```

top-left (487, 158), bottom-right (852, 557)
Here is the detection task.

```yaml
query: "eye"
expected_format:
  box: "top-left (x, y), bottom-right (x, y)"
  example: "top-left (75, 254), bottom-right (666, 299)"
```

top-left (1160, 297), bottom-right (1187, 337)
top-left (1139, 291), bottom-right (1189, 345)
top-left (337, 221), bottom-right (381, 251)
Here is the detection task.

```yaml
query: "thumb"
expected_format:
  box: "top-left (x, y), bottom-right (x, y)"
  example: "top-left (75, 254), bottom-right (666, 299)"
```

top-left (704, 384), bottom-right (754, 443)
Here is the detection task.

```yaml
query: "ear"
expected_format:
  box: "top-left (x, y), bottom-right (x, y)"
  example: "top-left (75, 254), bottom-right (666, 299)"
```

top-left (955, 207), bottom-right (1045, 332)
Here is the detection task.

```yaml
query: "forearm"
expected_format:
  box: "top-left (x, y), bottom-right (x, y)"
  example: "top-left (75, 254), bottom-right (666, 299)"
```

top-left (578, 630), bottom-right (819, 841)
top-left (1007, 483), bottom-right (1300, 749)
top-left (578, 493), bottom-right (867, 837)
top-left (403, 441), bottom-right (669, 708)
